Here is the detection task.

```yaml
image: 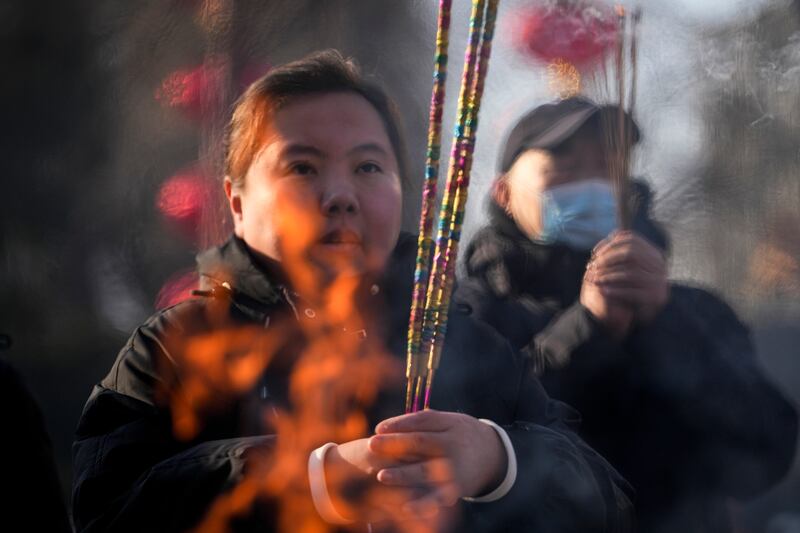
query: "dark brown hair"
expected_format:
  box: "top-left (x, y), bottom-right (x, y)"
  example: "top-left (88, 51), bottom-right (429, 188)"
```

top-left (225, 49), bottom-right (409, 187)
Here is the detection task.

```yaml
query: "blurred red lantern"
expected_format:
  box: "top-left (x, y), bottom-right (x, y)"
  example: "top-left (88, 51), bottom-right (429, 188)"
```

top-left (156, 167), bottom-right (212, 239)
top-left (515, 1), bottom-right (618, 69)
top-left (155, 59), bottom-right (269, 120)
top-left (155, 59), bottom-right (225, 119)
top-left (155, 269), bottom-right (199, 310)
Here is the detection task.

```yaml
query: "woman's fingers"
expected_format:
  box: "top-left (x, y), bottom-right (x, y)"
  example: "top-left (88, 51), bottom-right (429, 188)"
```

top-left (362, 485), bottom-right (425, 523)
top-left (402, 482), bottom-right (461, 513)
top-left (375, 409), bottom-right (454, 434)
top-left (369, 432), bottom-right (445, 460)
top-left (377, 458), bottom-right (453, 487)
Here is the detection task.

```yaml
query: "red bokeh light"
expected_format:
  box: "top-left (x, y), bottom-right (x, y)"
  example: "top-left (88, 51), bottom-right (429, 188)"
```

top-left (155, 59), bottom-right (270, 120)
top-left (155, 269), bottom-right (199, 310)
top-left (155, 60), bottom-right (225, 119)
top-left (156, 168), bottom-right (211, 238)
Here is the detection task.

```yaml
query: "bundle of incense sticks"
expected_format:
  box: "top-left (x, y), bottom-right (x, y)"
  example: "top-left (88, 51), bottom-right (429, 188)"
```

top-left (405, 0), bottom-right (499, 413)
top-left (607, 4), bottom-right (642, 230)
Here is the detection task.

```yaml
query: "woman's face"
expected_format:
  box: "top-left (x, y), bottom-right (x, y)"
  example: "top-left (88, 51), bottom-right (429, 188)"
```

top-left (226, 91), bottom-right (403, 279)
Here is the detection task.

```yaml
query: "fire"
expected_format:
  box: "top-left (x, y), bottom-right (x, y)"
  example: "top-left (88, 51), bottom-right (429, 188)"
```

top-left (157, 199), bottom-right (445, 532)
top-left (166, 323), bottom-right (283, 441)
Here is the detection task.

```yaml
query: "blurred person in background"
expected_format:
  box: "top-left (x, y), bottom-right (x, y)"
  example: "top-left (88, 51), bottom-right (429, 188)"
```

top-left (456, 96), bottom-right (799, 533)
top-left (71, 52), bottom-right (634, 533)
top-left (0, 335), bottom-right (71, 533)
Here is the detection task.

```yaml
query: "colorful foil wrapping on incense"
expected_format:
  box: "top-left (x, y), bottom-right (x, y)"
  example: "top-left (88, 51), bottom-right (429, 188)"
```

top-left (422, 0), bottom-right (499, 410)
top-left (406, 0), bottom-right (499, 412)
top-left (406, 0), bottom-right (454, 413)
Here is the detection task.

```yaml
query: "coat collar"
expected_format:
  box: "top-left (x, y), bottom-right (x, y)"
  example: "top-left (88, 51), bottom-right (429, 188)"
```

top-left (195, 233), bottom-right (418, 319)
top-left (196, 236), bottom-right (285, 308)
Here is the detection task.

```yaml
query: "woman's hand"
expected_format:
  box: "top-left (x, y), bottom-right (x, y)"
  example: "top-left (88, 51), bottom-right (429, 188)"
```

top-left (369, 410), bottom-right (507, 513)
top-left (324, 438), bottom-right (426, 523)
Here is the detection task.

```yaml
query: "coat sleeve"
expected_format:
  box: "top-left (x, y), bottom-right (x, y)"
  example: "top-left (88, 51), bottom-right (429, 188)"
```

top-left (505, 355), bottom-right (634, 533)
top-left (624, 286), bottom-right (798, 498)
top-left (72, 390), bottom-right (274, 533)
top-left (455, 278), bottom-right (624, 383)
top-left (489, 420), bottom-right (635, 533)
top-left (448, 319), bottom-right (635, 533)
top-left (72, 306), bottom-right (284, 533)
top-left (453, 278), bottom-right (559, 351)
top-left (529, 302), bottom-right (622, 379)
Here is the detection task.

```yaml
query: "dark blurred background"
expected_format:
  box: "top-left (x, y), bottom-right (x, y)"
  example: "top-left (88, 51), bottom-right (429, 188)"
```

top-left (1, 0), bottom-right (798, 530)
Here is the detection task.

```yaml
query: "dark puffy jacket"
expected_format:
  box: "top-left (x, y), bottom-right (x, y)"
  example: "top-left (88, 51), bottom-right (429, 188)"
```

top-left (457, 185), bottom-right (798, 533)
top-left (73, 232), bottom-right (633, 533)
top-left (0, 359), bottom-right (72, 533)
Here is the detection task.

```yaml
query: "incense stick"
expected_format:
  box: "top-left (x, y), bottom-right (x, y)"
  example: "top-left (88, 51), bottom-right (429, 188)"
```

top-left (406, 0), bottom-right (499, 412)
top-left (406, 0), bottom-right (454, 413)
top-left (626, 8), bottom-right (641, 218)
top-left (423, 0), bottom-right (499, 409)
top-left (414, 0), bottom-right (488, 411)
top-left (614, 5), bottom-right (631, 230)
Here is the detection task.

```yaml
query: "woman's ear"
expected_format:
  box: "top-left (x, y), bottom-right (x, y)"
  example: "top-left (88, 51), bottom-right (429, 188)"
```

top-left (491, 174), bottom-right (511, 214)
top-left (224, 177), bottom-right (245, 237)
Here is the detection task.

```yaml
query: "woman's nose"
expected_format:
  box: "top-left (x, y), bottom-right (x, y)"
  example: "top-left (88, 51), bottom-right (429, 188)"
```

top-left (321, 177), bottom-right (359, 217)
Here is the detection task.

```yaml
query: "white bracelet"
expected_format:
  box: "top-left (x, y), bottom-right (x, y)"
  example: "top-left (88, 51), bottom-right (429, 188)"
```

top-left (462, 419), bottom-right (518, 503)
top-left (308, 442), bottom-right (355, 524)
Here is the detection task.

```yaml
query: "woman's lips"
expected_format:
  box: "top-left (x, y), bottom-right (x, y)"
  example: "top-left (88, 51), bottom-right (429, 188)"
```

top-left (317, 229), bottom-right (363, 253)
top-left (320, 242), bottom-right (360, 250)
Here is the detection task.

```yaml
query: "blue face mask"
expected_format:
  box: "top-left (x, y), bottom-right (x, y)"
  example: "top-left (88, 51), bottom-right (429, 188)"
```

top-left (537, 179), bottom-right (618, 251)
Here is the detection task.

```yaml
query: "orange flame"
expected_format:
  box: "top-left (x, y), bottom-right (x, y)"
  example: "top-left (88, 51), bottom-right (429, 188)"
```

top-left (156, 198), bottom-right (448, 532)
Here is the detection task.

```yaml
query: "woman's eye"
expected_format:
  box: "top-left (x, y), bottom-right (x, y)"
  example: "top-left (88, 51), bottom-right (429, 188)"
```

top-left (290, 162), bottom-right (316, 176)
top-left (357, 162), bottom-right (383, 174)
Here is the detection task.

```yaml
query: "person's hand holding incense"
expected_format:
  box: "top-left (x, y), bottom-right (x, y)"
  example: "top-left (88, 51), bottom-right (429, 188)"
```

top-left (370, 410), bottom-right (507, 511)
top-left (587, 231), bottom-right (670, 326)
top-left (323, 437), bottom-right (432, 523)
top-left (581, 236), bottom-right (635, 339)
